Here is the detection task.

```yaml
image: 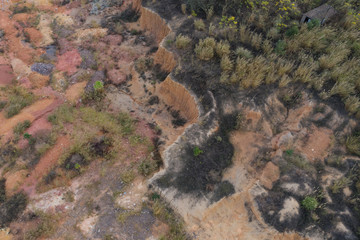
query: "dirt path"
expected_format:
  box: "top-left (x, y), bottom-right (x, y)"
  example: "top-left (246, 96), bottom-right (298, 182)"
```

top-left (21, 135), bottom-right (70, 197)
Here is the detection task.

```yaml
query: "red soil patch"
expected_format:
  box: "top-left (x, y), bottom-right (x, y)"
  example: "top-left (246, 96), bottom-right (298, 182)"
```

top-left (4, 169), bottom-right (29, 196)
top-left (24, 28), bottom-right (43, 47)
top-left (107, 69), bottom-right (127, 85)
top-left (0, 64), bottom-right (14, 86)
top-left (0, 93), bottom-right (63, 143)
top-left (56, 50), bottom-right (82, 75)
top-left (12, 13), bottom-right (33, 25)
top-left (65, 81), bottom-right (86, 103)
top-left (0, 11), bottom-right (42, 64)
top-left (21, 135), bottom-right (71, 197)
top-left (135, 118), bottom-right (157, 140)
top-left (297, 126), bottom-right (333, 162)
top-left (0, 98), bottom-right (54, 142)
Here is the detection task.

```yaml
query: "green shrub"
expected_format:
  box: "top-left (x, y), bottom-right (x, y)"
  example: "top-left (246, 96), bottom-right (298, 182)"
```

top-left (13, 120), bottom-right (31, 135)
top-left (352, 41), bottom-right (360, 57)
top-left (307, 19), bottom-right (320, 30)
top-left (175, 34), bottom-right (191, 49)
top-left (285, 25), bottom-right (299, 37)
top-left (301, 196), bottom-right (318, 211)
top-left (274, 40), bottom-right (286, 55)
top-left (193, 146), bottom-right (203, 157)
top-left (194, 19), bottom-right (205, 31)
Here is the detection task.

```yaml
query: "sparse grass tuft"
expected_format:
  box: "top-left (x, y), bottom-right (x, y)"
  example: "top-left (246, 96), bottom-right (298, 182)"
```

top-left (121, 170), bottom-right (135, 184)
top-left (195, 37), bottom-right (216, 61)
top-left (215, 40), bottom-right (230, 57)
top-left (4, 87), bottom-right (35, 118)
top-left (194, 19), bottom-right (206, 31)
top-left (344, 96), bottom-right (360, 115)
top-left (175, 34), bottom-right (191, 49)
top-left (117, 209), bottom-right (139, 223)
top-left (346, 135), bottom-right (360, 156)
top-left (220, 55), bottom-right (233, 72)
top-left (13, 120), bottom-right (31, 135)
top-left (24, 211), bottom-right (59, 240)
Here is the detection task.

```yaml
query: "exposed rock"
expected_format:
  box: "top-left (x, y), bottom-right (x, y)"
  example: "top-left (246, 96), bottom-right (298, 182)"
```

top-left (37, 14), bottom-right (54, 47)
top-left (271, 131), bottom-right (294, 150)
top-left (69, 69), bottom-right (94, 84)
top-left (41, 45), bottom-right (57, 61)
top-left (50, 72), bottom-right (68, 91)
top-left (278, 197), bottom-right (300, 223)
top-left (260, 162), bottom-right (280, 189)
top-left (30, 63), bottom-right (54, 76)
top-left (11, 58), bottom-right (31, 77)
top-left (280, 182), bottom-right (313, 197)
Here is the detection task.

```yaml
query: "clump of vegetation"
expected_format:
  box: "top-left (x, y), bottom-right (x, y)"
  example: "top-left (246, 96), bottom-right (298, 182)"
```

top-left (194, 37), bottom-right (216, 60)
top-left (13, 120), bottom-right (31, 136)
top-left (3, 87), bottom-right (35, 118)
top-left (194, 19), bottom-right (206, 31)
top-left (117, 209), bottom-right (139, 223)
top-left (0, 192), bottom-right (28, 227)
top-left (330, 176), bottom-right (352, 194)
top-left (193, 146), bottom-right (203, 157)
top-left (215, 40), bottom-right (231, 57)
top-left (24, 211), bottom-right (59, 240)
top-left (175, 34), bottom-right (191, 49)
top-left (346, 134), bottom-right (360, 156)
top-left (121, 170), bottom-right (135, 184)
top-left (301, 196), bottom-right (319, 211)
top-left (148, 196), bottom-right (188, 240)
top-left (83, 81), bottom-right (105, 103)
top-left (138, 159), bottom-right (159, 176)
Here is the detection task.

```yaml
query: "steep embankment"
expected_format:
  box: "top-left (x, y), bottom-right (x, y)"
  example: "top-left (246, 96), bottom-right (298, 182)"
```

top-left (129, 1), bottom-right (360, 240)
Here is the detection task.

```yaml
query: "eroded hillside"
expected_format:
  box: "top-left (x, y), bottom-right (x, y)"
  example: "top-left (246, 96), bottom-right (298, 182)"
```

top-left (0, 0), bottom-right (360, 240)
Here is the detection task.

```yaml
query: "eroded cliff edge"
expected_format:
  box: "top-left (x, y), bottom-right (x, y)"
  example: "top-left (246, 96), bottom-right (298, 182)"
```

top-left (133, 1), bottom-right (360, 240)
